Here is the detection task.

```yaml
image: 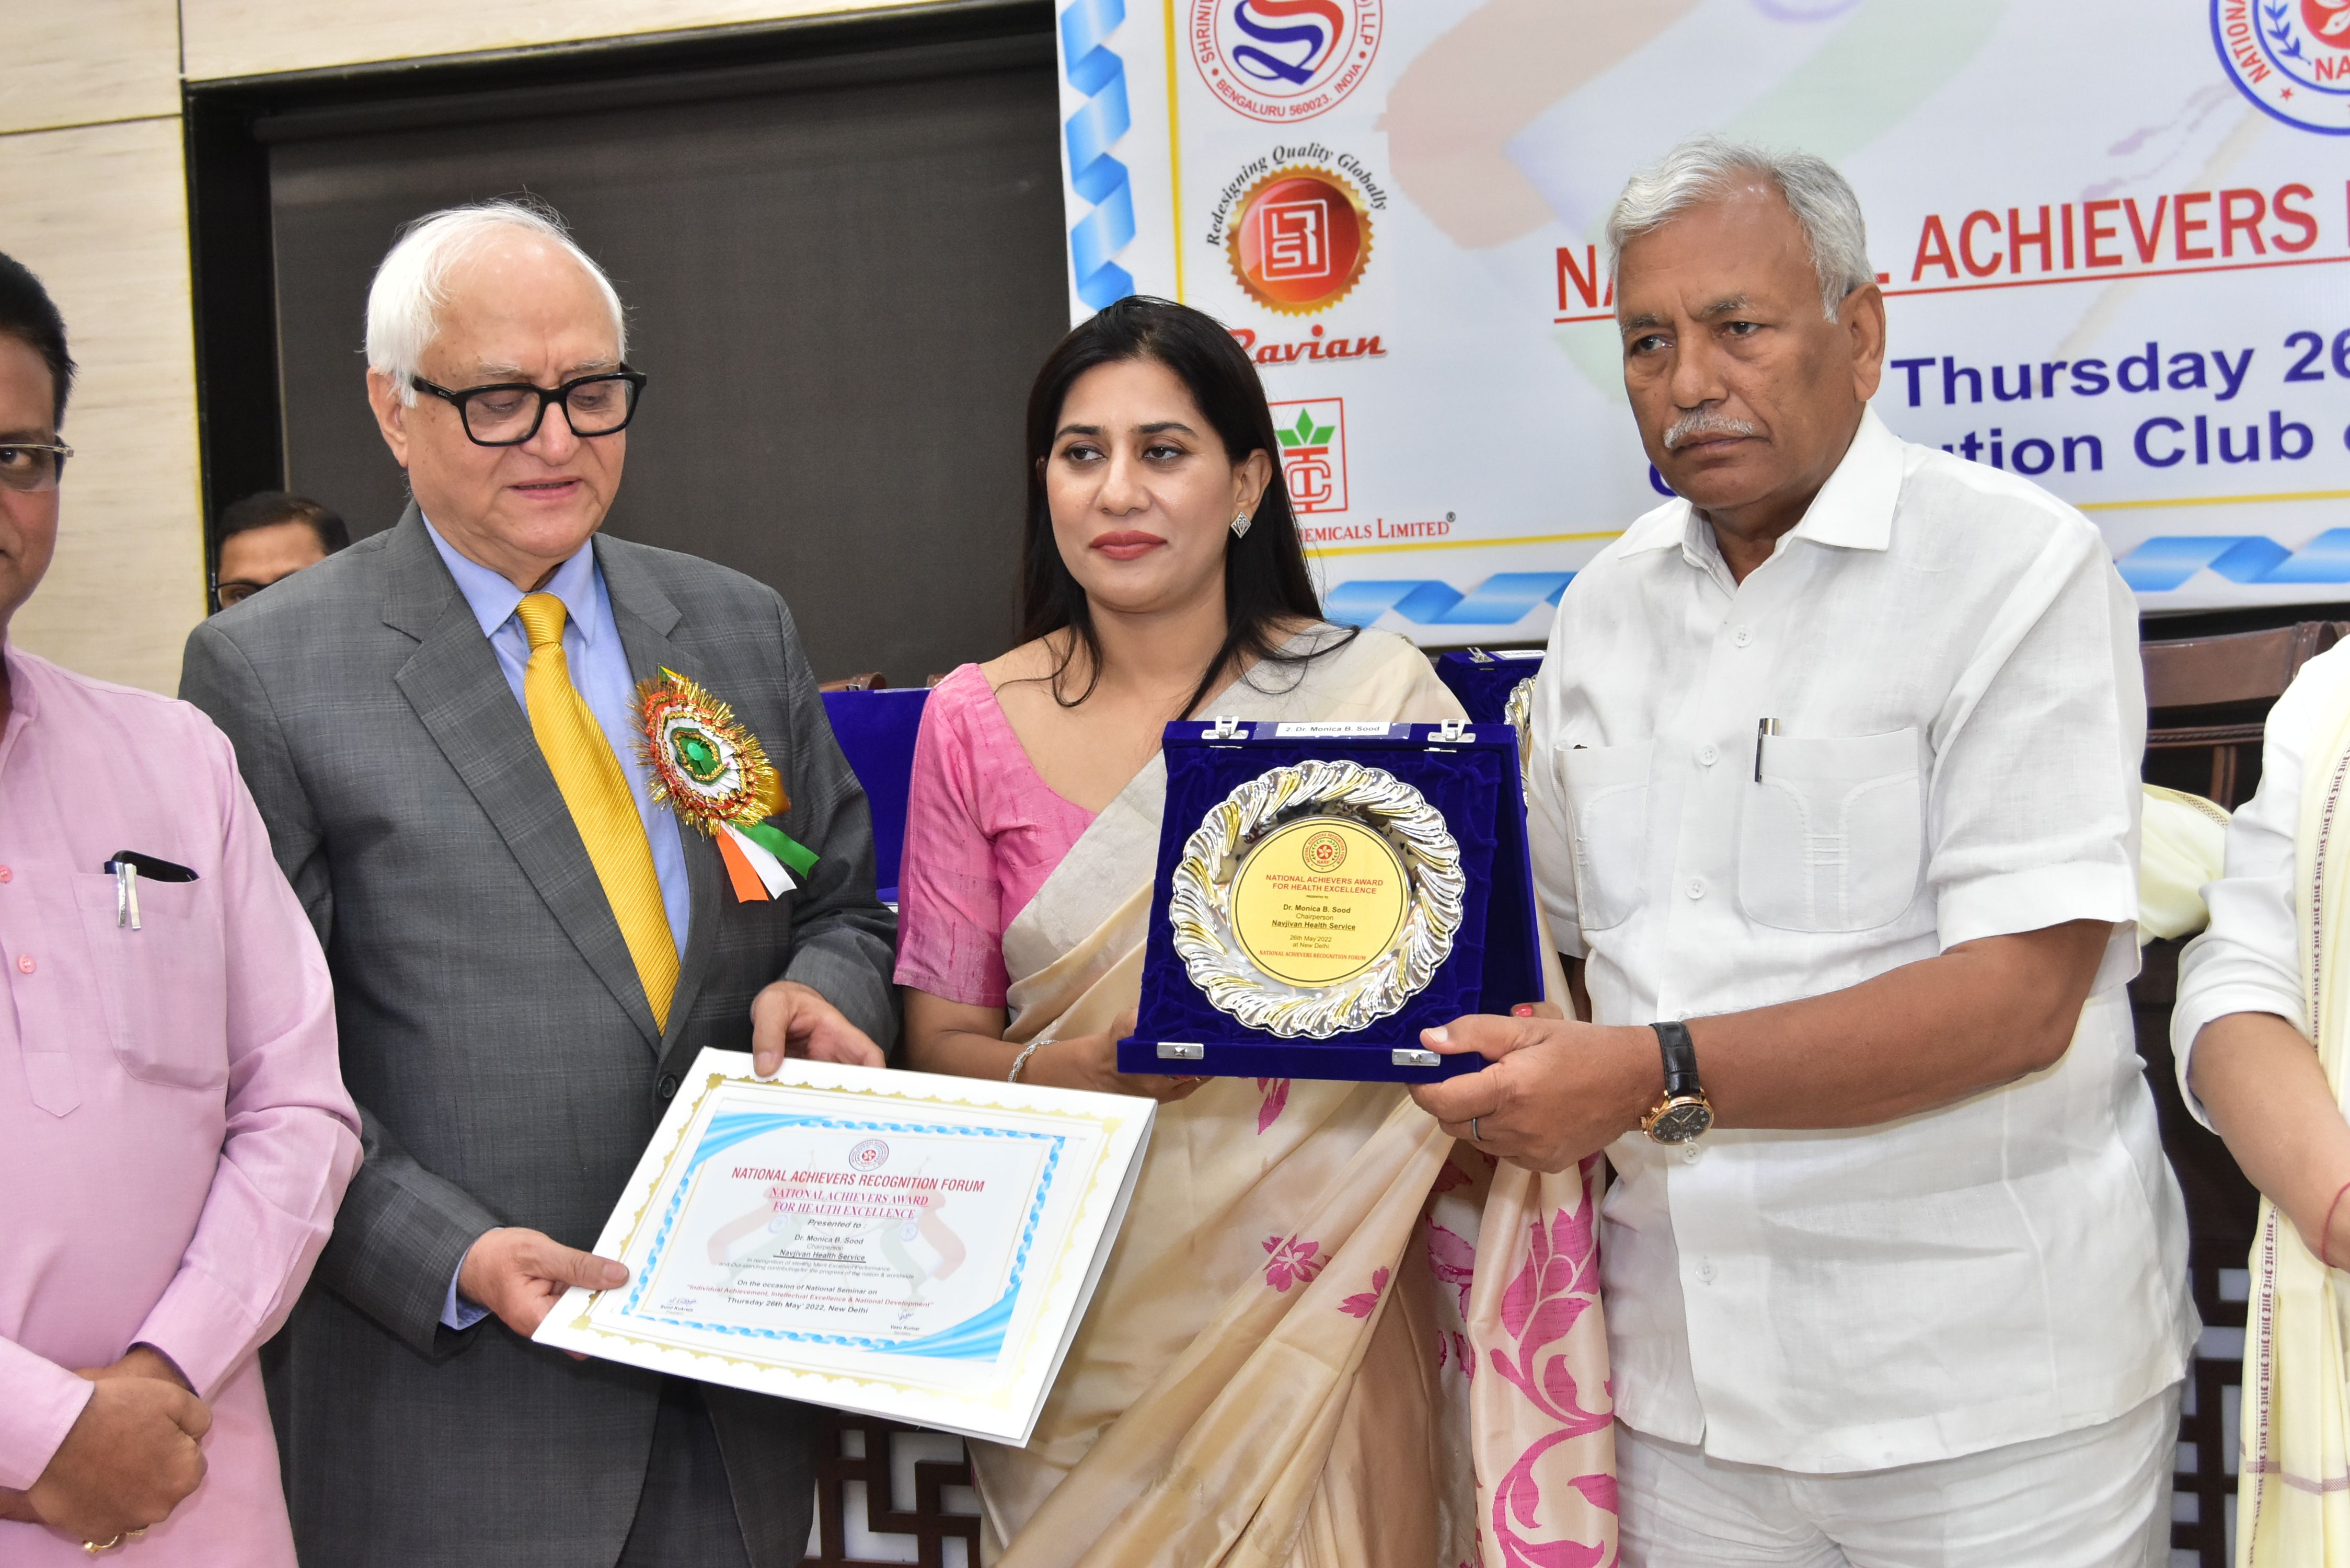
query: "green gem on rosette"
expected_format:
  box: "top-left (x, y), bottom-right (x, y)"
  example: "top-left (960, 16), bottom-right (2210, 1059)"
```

top-left (673, 728), bottom-right (725, 783)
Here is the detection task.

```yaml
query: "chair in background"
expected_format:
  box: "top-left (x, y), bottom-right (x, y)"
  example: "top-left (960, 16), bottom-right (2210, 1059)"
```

top-left (2135, 617), bottom-right (2346, 1567)
top-left (2142, 620), bottom-right (2347, 806)
top-left (818, 685), bottom-right (930, 907)
top-left (820, 671), bottom-right (889, 693)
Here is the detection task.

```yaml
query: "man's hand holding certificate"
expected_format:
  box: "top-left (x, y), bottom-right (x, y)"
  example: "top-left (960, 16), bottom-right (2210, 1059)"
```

top-left (535, 1050), bottom-right (1152, 1444)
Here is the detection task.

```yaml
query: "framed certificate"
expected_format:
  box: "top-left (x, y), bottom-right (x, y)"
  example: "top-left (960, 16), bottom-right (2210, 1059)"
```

top-left (533, 1050), bottom-right (1154, 1444)
top-left (1116, 720), bottom-right (1543, 1084)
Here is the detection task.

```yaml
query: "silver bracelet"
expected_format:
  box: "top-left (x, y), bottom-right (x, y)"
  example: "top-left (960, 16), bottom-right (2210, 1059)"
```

top-left (1007, 1040), bottom-right (1046, 1083)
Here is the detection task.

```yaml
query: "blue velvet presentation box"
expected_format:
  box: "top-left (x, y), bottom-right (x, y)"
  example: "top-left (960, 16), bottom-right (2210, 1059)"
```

top-left (1433, 647), bottom-right (1546, 725)
top-left (1116, 720), bottom-right (1542, 1085)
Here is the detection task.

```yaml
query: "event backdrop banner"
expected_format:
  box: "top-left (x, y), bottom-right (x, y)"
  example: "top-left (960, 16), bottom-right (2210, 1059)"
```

top-left (1052, 0), bottom-right (2350, 638)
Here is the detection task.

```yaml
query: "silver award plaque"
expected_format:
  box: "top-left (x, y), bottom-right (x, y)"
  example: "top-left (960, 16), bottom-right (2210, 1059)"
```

top-left (1166, 760), bottom-right (1464, 1039)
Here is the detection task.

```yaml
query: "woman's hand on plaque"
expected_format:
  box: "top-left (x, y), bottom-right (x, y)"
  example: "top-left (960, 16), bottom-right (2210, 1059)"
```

top-left (1030, 1010), bottom-right (1205, 1104)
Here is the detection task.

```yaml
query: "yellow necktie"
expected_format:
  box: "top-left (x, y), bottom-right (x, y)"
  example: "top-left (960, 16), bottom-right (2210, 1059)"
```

top-left (515, 593), bottom-right (677, 1029)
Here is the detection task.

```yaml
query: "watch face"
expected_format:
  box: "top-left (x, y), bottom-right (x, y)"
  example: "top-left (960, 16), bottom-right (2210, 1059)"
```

top-left (1650, 1101), bottom-right (1713, 1144)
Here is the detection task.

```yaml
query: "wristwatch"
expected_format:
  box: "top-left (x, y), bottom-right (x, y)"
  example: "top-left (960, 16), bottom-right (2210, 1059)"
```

top-left (1641, 1020), bottom-right (1714, 1145)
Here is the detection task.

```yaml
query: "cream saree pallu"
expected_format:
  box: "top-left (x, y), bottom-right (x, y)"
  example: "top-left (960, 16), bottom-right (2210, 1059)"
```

top-left (2242, 656), bottom-right (2350, 1566)
top-left (969, 630), bottom-right (1618, 1568)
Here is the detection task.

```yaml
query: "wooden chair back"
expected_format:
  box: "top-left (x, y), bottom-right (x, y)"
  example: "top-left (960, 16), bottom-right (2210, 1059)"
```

top-left (2142, 621), bottom-right (2347, 807)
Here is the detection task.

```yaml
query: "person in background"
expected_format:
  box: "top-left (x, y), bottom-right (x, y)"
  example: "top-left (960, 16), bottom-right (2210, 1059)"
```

top-left (2174, 641), bottom-right (2350, 1562)
top-left (0, 255), bottom-right (361, 1562)
top-left (180, 198), bottom-right (894, 1568)
top-left (896, 296), bottom-right (1616, 1566)
top-left (1413, 138), bottom-right (2193, 1565)
top-left (212, 491), bottom-right (348, 610)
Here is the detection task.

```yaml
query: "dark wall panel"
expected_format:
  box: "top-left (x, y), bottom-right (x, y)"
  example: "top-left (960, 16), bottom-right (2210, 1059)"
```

top-left (266, 51), bottom-right (1066, 687)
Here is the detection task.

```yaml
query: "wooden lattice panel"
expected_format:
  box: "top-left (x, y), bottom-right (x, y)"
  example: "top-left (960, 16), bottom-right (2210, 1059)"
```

top-left (803, 1413), bottom-right (982, 1568)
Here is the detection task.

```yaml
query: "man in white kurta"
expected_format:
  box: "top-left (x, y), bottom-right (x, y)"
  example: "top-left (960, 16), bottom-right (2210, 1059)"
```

top-left (1413, 139), bottom-right (2193, 1565)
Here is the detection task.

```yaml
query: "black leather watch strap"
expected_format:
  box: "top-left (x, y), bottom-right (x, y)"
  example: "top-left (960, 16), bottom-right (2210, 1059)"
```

top-left (1650, 1020), bottom-right (1702, 1100)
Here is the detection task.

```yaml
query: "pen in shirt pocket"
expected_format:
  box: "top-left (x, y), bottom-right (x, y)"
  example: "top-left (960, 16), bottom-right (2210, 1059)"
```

top-left (1754, 718), bottom-right (1780, 783)
top-left (101, 851), bottom-right (200, 930)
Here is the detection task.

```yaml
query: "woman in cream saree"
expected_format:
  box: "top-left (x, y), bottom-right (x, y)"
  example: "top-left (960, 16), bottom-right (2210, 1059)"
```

top-left (2176, 644), bottom-right (2350, 1566)
top-left (894, 297), bottom-right (1614, 1566)
top-left (970, 632), bottom-right (1617, 1568)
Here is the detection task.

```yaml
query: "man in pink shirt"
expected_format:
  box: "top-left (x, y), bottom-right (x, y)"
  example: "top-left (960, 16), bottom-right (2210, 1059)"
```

top-left (0, 255), bottom-right (361, 1560)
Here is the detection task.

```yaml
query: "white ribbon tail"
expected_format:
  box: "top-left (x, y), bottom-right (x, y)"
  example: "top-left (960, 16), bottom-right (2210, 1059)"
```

top-left (722, 823), bottom-right (798, 897)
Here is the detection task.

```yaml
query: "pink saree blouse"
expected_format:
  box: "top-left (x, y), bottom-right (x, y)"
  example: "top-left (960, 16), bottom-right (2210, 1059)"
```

top-left (893, 664), bottom-right (1098, 1009)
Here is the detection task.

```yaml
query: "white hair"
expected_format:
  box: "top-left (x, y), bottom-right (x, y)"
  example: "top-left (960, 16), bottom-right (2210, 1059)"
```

top-left (1604, 137), bottom-right (1874, 321)
top-left (364, 198), bottom-right (626, 403)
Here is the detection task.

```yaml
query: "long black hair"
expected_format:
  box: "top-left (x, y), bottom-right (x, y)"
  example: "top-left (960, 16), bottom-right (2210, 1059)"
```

top-left (1018, 295), bottom-right (1349, 721)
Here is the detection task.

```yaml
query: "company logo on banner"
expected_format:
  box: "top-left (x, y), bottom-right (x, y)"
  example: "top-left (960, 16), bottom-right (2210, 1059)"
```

top-left (1228, 165), bottom-right (1373, 312)
top-left (1191, 0), bottom-right (1382, 122)
top-left (2213, 0), bottom-right (2350, 132)
top-left (1272, 398), bottom-right (1348, 512)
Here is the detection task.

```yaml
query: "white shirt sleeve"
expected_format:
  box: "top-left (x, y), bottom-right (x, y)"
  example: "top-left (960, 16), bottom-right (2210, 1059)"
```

top-left (1926, 526), bottom-right (2142, 950)
top-left (1524, 641), bottom-right (1585, 959)
top-left (2171, 653), bottom-right (2330, 1127)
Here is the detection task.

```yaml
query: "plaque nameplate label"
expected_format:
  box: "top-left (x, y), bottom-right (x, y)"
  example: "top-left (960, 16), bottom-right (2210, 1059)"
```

top-left (1270, 721), bottom-right (1401, 738)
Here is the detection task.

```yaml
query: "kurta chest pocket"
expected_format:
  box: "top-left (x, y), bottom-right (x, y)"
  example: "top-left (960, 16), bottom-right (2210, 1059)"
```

top-left (1738, 728), bottom-right (1925, 933)
top-left (1557, 741), bottom-right (1653, 932)
top-left (71, 875), bottom-right (228, 1089)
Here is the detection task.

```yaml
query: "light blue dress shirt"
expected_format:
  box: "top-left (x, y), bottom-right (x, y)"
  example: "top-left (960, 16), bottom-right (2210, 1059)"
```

top-left (425, 519), bottom-right (694, 1329)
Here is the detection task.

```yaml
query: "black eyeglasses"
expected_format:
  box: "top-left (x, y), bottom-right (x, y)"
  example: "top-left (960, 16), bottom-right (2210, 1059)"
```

top-left (0, 441), bottom-right (72, 494)
top-left (213, 576), bottom-right (269, 612)
top-left (410, 367), bottom-right (646, 447)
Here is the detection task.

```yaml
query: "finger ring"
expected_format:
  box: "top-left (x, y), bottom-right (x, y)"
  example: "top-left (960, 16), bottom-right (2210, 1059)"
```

top-left (128, 1530), bottom-right (146, 1540)
top-left (1470, 1116), bottom-right (1481, 1143)
top-left (84, 1539), bottom-right (121, 1554)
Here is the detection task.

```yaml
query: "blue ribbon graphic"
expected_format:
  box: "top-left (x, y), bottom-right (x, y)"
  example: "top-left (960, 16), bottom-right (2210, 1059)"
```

top-left (1062, 0), bottom-right (1136, 308)
top-left (2117, 532), bottom-right (2350, 592)
top-left (1334, 539), bottom-right (2350, 617)
top-left (1325, 573), bottom-right (1577, 628)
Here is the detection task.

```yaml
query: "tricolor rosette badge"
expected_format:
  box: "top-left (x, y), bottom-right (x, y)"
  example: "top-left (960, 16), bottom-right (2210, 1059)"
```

top-left (636, 667), bottom-right (817, 902)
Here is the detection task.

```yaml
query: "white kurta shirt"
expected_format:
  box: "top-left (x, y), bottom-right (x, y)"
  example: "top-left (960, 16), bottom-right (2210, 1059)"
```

top-left (1525, 407), bottom-right (2194, 1473)
top-left (2171, 643), bottom-right (2350, 1119)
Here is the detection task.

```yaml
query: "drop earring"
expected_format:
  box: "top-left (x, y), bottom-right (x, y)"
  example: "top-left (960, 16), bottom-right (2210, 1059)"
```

top-left (1230, 511), bottom-right (1252, 539)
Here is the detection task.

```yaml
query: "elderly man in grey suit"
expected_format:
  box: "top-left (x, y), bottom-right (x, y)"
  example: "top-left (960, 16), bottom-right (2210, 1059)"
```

top-left (180, 199), bottom-right (895, 1567)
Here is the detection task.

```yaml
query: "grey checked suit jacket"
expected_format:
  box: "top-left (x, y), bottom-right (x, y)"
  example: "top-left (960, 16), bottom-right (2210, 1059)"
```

top-left (181, 510), bottom-right (897, 1568)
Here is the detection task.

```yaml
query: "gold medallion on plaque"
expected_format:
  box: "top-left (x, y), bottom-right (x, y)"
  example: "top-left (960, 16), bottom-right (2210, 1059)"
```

top-left (1169, 761), bottom-right (1462, 1038)
top-left (1230, 817), bottom-right (1408, 987)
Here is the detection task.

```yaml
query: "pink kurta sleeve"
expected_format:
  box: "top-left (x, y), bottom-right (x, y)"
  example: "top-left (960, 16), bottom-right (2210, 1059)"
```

top-left (0, 1339), bottom-right (92, 1490)
top-left (130, 728), bottom-right (361, 1398)
top-left (895, 669), bottom-right (1012, 1008)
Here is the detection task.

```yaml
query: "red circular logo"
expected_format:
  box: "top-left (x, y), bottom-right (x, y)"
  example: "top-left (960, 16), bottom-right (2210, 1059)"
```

top-left (2302, 0), bottom-right (2350, 49)
top-left (1191, 0), bottom-right (1383, 124)
top-left (848, 1138), bottom-right (889, 1172)
top-left (1300, 829), bottom-right (1349, 873)
top-left (1227, 167), bottom-right (1370, 315)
